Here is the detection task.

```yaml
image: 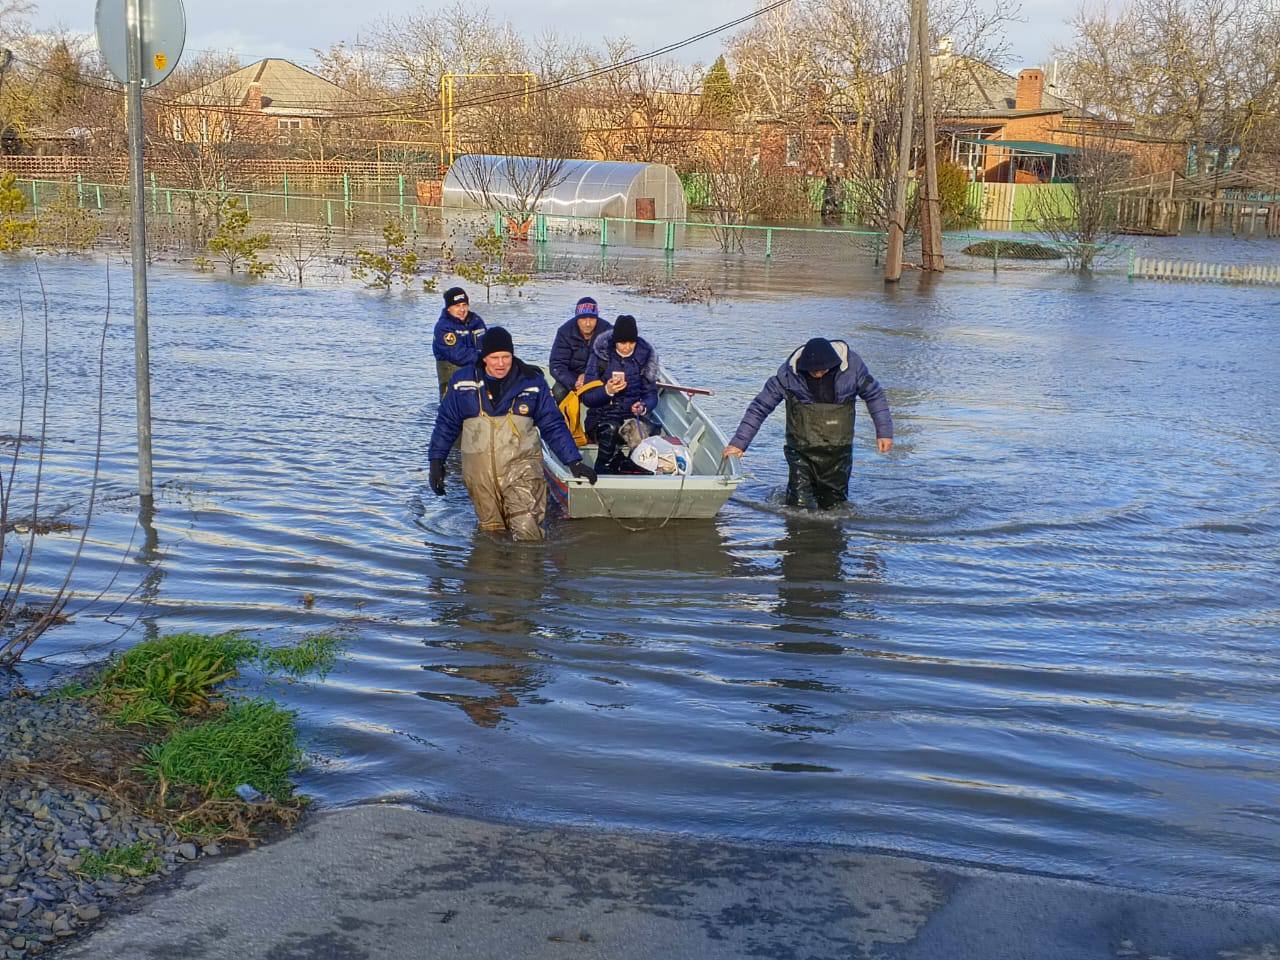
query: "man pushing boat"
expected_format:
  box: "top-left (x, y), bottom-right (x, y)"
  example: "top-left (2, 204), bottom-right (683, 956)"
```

top-left (722, 337), bottom-right (893, 510)
top-left (428, 327), bottom-right (597, 541)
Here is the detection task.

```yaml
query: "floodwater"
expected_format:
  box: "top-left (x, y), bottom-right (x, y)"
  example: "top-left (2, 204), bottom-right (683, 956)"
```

top-left (2, 247), bottom-right (1279, 904)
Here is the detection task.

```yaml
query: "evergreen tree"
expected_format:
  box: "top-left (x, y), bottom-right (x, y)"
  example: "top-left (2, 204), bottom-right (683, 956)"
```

top-left (701, 56), bottom-right (736, 121)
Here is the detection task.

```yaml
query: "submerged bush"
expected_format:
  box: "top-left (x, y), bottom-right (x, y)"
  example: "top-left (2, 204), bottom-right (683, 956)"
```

top-left (961, 239), bottom-right (1064, 260)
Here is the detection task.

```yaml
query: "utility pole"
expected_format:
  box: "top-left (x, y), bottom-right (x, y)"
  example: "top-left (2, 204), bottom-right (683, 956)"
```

top-left (884, 0), bottom-right (920, 282)
top-left (916, 0), bottom-right (944, 272)
top-left (125, 0), bottom-right (154, 502)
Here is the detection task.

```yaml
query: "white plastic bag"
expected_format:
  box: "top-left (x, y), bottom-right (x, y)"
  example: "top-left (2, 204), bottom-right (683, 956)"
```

top-left (630, 436), bottom-right (691, 475)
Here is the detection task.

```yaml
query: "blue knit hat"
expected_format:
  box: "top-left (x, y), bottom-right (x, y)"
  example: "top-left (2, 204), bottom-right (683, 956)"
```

top-left (573, 297), bottom-right (599, 321)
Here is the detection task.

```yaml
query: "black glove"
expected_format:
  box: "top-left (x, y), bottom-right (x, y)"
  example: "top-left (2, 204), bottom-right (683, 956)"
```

top-left (428, 460), bottom-right (446, 496)
top-left (569, 461), bottom-right (597, 485)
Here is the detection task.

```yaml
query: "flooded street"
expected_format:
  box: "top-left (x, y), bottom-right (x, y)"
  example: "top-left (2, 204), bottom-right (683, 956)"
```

top-left (2, 250), bottom-right (1278, 904)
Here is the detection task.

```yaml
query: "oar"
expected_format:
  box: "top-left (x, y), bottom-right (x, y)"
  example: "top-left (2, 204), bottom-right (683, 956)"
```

top-left (657, 381), bottom-right (713, 396)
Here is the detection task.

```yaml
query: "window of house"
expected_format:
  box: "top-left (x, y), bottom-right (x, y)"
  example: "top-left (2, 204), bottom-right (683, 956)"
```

top-left (278, 119), bottom-right (302, 132)
top-left (170, 117), bottom-right (183, 141)
top-left (784, 134), bottom-right (803, 167)
top-left (830, 134), bottom-right (849, 168)
top-left (200, 116), bottom-right (209, 143)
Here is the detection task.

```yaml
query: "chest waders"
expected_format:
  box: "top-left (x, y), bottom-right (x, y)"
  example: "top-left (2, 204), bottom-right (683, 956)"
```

top-left (436, 361), bottom-right (461, 399)
top-left (783, 396), bottom-right (855, 510)
top-left (460, 409), bottom-right (546, 541)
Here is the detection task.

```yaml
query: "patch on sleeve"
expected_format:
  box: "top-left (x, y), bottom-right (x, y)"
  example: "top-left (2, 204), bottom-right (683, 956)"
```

top-left (443, 331), bottom-right (458, 346)
top-left (517, 402), bottom-right (530, 415)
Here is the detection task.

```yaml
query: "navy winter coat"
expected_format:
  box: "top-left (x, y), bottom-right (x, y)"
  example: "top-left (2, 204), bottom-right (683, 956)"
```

top-left (432, 308), bottom-right (487, 366)
top-left (728, 341), bottom-right (892, 450)
top-left (548, 317), bottom-right (612, 391)
top-left (581, 332), bottom-right (660, 420)
top-left (428, 359), bottom-right (582, 466)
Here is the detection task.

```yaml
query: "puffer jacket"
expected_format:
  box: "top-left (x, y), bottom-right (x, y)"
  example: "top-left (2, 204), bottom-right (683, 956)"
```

top-left (432, 308), bottom-right (487, 366)
top-left (728, 340), bottom-right (892, 451)
top-left (548, 317), bottom-right (612, 391)
top-left (581, 332), bottom-right (660, 420)
top-left (428, 358), bottom-right (582, 466)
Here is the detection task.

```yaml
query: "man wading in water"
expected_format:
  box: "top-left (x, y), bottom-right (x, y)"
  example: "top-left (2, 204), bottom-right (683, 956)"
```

top-left (722, 337), bottom-right (893, 509)
top-left (432, 286), bottom-right (486, 398)
top-left (428, 327), bottom-right (597, 541)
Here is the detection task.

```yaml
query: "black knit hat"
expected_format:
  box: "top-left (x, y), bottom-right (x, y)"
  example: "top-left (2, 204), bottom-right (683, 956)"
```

top-left (613, 315), bottom-right (638, 343)
top-left (480, 326), bottom-right (514, 359)
top-left (443, 286), bottom-right (468, 307)
top-left (796, 337), bottom-right (840, 373)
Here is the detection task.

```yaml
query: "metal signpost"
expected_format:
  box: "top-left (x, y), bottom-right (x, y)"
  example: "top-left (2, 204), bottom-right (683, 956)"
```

top-left (95, 0), bottom-right (185, 503)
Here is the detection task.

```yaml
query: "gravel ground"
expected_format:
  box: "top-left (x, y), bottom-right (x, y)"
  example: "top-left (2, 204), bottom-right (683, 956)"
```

top-left (0, 692), bottom-right (221, 959)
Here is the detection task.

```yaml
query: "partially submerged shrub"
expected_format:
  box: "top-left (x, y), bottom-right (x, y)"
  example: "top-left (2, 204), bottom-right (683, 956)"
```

top-left (207, 197), bottom-right (272, 277)
top-left (961, 239), bottom-right (1064, 260)
top-left (0, 171), bottom-right (36, 253)
top-left (352, 218), bottom-right (424, 289)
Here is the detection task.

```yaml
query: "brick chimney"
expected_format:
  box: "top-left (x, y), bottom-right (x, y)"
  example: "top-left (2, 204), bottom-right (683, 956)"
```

top-left (244, 81), bottom-right (265, 110)
top-left (1015, 68), bottom-right (1045, 111)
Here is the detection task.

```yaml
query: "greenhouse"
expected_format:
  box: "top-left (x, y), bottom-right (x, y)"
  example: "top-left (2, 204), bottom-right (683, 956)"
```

top-left (442, 156), bottom-right (687, 221)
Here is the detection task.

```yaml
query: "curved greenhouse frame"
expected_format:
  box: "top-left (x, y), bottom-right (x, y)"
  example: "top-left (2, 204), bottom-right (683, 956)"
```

top-left (443, 155), bottom-right (687, 220)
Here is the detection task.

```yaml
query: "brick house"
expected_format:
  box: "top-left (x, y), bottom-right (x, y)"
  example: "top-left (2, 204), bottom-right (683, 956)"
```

top-left (166, 59), bottom-right (352, 148)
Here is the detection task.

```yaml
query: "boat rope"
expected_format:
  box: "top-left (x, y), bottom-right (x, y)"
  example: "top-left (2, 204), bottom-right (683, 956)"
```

top-left (586, 463), bottom-right (689, 533)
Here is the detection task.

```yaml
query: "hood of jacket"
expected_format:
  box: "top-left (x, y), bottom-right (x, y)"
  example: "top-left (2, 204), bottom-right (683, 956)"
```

top-left (591, 331), bottom-right (654, 367)
top-left (776, 340), bottom-right (861, 403)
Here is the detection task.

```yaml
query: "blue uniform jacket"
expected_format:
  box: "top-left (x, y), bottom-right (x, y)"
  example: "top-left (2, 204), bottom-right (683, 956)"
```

top-left (581, 333), bottom-right (660, 418)
top-left (432, 308), bottom-right (487, 366)
top-left (728, 340), bottom-right (893, 450)
top-left (548, 317), bottom-right (612, 391)
top-left (428, 359), bottom-right (582, 466)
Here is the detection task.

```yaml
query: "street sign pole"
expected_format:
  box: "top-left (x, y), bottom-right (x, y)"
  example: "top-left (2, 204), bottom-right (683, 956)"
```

top-left (125, 0), bottom-right (154, 502)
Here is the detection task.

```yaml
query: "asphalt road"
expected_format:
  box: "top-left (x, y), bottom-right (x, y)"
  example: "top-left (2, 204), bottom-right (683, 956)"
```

top-left (59, 805), bottom-right (1280, 960)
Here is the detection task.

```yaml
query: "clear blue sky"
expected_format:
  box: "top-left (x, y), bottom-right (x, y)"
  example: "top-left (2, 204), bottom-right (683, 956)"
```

top-left (30, 0), bottom-right (1070, 77)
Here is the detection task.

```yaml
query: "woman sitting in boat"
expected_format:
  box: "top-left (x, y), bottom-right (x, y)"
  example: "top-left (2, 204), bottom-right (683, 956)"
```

top-left (428, 327), bottom-right (597, 541)
top-left (580, 315), bottom-right (661, 475)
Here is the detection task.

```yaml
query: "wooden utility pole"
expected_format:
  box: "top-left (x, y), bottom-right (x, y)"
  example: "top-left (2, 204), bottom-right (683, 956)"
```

top-left (886, 0), bottom-right (945, 280)
top-left (916, 0), bottom-right (944, 271)
top-left (884, 0), bottom-right (919, 282)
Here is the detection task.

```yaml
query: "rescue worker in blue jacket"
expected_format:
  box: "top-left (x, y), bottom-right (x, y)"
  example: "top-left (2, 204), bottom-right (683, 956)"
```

top-left (428, 327), bottom-right (596, 541)
top-left (432, 286), bottom-right (486, 398)
top-left (580, 315), bottom-right (661, 475)
top-left (723, 337), bottom-right (893, 510)
top-left (548, 297), bottom-right (612, 402)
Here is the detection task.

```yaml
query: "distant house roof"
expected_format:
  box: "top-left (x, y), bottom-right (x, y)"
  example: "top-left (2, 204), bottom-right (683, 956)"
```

top-left (956, 137), bottom-right (1080, 156)
top-left (932, 55), bottom-right (1084, 118)
top-left (175, 59), bottom-right (351, 117)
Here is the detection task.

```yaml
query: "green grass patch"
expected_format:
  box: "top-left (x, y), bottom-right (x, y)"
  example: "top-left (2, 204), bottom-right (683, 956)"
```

top-left (961, 239), bottom-right (1064, 260)
top-left (41, 680), bottom-right (91, 702)
top-left (98, 631), bottom-right (261, 725)
top-left (260, 632), bottom-right (345, 679)
top-left (76, 841), bottom-right (161, 879)
top-left (142, 699), bottom-right (302, 802)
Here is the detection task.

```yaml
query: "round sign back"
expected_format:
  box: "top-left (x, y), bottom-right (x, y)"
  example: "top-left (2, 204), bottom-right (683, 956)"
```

top-left (94, 0), bottom-right (186, 87)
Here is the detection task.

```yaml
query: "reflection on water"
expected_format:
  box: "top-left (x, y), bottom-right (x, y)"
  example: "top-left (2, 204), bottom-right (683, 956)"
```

top-left (2, 257), bottom-right (1279, 905)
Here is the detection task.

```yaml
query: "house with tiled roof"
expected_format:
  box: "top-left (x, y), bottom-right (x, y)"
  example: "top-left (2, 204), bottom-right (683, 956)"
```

top-left (166, 58), bottom-right (353, 146)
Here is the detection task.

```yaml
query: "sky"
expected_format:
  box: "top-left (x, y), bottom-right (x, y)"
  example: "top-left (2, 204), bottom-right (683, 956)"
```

top-left (24, 0), bottom-right (1073, 78)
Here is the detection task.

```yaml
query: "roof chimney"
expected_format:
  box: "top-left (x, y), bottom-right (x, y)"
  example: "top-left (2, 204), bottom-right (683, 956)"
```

top-left (244, 81), bottom-right (265, 110)
top-left (1016, 68), bottom-right (1045, 111)
top-left (937, 36), bottom-right (954, 57)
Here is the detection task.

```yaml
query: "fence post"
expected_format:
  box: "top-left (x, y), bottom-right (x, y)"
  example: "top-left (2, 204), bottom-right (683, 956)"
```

top-left (664, 221), bottom-right (676, 252)
top-left (764, 227), bottom-right (773, 259)
top-left (494, 210), bottom-right (504, 237)
top-left (1127, 249), bottom-right (1135, 281)
top-left (30, 181), bottom-right (39, 216)
top-left (600, 218), bottom-right (608, 247)
top-left (343, 173), bottom-right (351, 214)
top-left (75, 173), bottom-right (84, 208)
top-left (95, 184), bottom-right (103, 210)
top-left (243, 191), bottom-right (250, 212)
top-left (283, 172), bottom-right (289, 217)
top-left (326, 199), bottom-right (333, 227)
top-left (412, 205), bottom-right (418, 231)
top-left (150, 171), bottom-right (158, 213)
top-left (165, 190), bottom-right (173, 217)
top-left (398, 174), bottom-right (405, 216)
top-left (535, 213), bottom-right (546, 243)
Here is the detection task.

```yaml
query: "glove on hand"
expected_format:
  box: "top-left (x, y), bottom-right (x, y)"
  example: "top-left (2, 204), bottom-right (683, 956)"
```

top-left (569, 461), bottom-right (598, 485)
top-left (428, 460), bottom-right (447, 496)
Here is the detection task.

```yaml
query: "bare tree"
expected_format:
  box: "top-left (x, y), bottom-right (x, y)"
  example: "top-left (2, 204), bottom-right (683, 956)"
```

top-left (1032, 125), bottom-right (1130, 270)
top-left (1057, 0), bottom-right (1280, 174)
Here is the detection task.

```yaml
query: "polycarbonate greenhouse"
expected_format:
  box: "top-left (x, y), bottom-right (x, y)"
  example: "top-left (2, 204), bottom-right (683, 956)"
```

top-left (442, 156), bottom-right (687, 221)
